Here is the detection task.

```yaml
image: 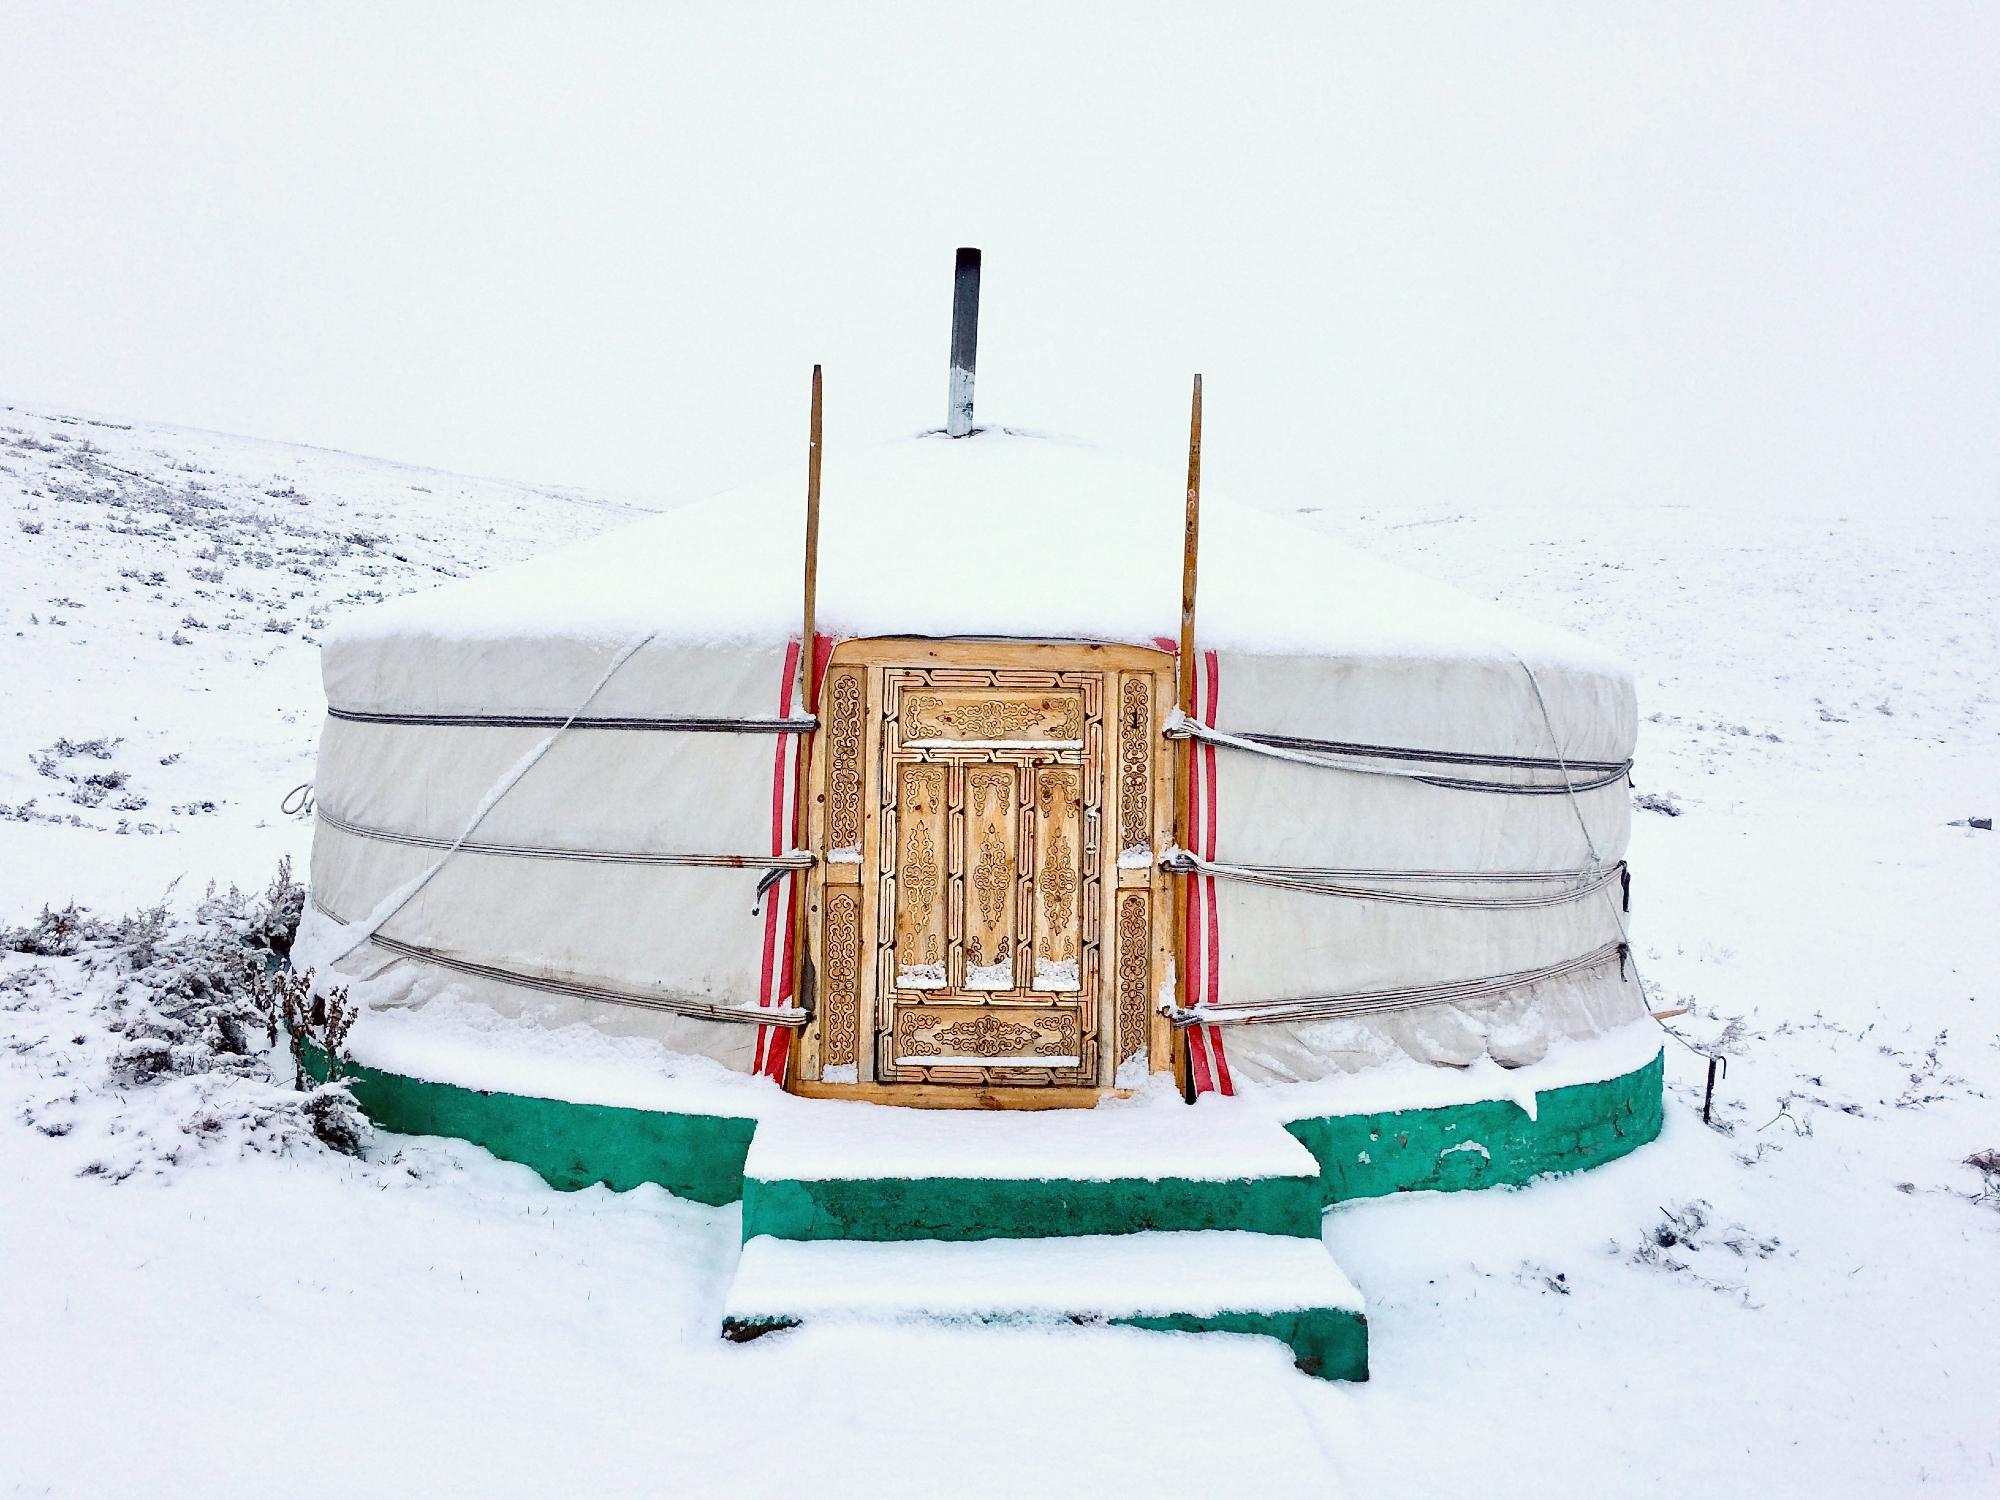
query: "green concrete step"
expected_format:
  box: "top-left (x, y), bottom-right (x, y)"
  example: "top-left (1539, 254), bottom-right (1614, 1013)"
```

top-left (741, 1100), bottom-right (1325, 1241)
top-left (720, 1230), bottom-right (1368, 1381)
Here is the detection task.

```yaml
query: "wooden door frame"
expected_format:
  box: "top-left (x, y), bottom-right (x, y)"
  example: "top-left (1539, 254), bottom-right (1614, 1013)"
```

top-left (789, 637), bottom-right (1177, 1110)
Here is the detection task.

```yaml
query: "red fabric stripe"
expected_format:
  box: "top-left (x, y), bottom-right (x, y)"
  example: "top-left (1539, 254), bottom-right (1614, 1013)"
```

top-left (755, 639), bottom-right (802, 1079)
top-left (767, 853), bottom-right (796, 1082)
top-left (1187, 1026), bottom-right (1216, 1095)
top-left (762, 1004), bottom-right (792, 1082)
top-left (1201, 649), bottom-right (1232, 1094)
top-left (1182, 653), bottom-right (1217, 1093)
top-left (811, 632), bottom-right (835, 704)
top-left (1148, 634), bottom-right (1221, 1094)
top-left (1184, 802), bottom-right (1215, 1095)
top-left (1181, 666), bottom-right (1215, 1094)
top-left (763, 634), bottom-right (833, 1085)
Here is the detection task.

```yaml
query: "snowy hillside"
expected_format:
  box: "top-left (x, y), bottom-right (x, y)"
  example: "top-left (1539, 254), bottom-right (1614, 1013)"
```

top-left (0, 401), bottom-right (654, 916)
top-left (2, 408), bottom-right (1995, 1498)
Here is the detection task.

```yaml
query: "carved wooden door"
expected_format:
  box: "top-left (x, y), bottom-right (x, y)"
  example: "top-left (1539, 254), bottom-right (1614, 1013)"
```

top-left (805, 640), bottom-right (1170, 1101)
top-left (871, 666), bottom-right (1106, 1087)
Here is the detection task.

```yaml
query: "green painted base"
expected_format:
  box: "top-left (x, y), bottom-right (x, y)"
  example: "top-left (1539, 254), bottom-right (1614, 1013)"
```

top-left (1120, 1306), bottom-right (1369, 1382)
top-left (720, 1307), bottom-right (1368, 1381)
top-left (741, 1172), bottom-right (1323, 1243)
top-left (306, 1043), bottom-right (1663, 1215)
top-left (305, 1049), bottom-right (755, 1206)
top-left (301, 1036), bottom-right (1658, 1386)
top-left (1284, 1049), bottom-right (1665, 1203)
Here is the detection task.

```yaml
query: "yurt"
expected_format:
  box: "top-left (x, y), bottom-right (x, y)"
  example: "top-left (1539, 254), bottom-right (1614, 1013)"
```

top-left (293, 254), bottom-right (1663, 1378)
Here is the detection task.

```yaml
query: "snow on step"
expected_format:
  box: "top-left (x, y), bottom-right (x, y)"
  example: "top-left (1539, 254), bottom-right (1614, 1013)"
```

top-left (724, 1231), bottom-right (1364, 1323)
top-left (745, 1097), bottom-right (1318, 1183)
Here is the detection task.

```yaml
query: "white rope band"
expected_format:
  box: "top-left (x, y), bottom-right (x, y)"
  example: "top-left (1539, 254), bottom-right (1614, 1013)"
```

top-left (327, 708), bottom-right (817, 733)
top-left (1162, 709), bottom-right (1631, 794)
top-left (316, 806), bottom-right (815, 872)
top-left (1162, 940), bottom-right (1627, 1028)
top-left (310, 895), bottom-right (808, 1027)
top-left (1160, 849), bottom-right (1625, 910)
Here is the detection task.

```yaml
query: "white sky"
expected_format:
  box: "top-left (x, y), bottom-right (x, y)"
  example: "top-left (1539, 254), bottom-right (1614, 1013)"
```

top-left (2, 2), bottom-right (1995, 514)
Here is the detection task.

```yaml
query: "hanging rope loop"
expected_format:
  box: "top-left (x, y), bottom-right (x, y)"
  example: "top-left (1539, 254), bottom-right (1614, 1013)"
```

top-left (750, 865), bottom-right (793, 915)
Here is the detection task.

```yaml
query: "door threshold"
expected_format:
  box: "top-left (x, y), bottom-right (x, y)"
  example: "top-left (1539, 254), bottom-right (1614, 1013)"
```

top-left (787, 1080), bottom-right (1131, 1111)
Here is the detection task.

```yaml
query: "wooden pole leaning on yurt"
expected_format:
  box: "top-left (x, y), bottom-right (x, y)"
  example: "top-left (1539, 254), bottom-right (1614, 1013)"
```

top-left (783, 364), bottom-right (824, 1085)
top-left (800, 364), bottom-right (823, 707)
top-left (1172, 374), bottom-right (1203, 1094)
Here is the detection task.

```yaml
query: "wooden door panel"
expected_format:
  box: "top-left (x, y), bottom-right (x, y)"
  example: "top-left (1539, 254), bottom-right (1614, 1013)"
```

top-left (1029, 765), bottom-right (1084, 991)
top-left (891, 762), bottom-right (947, 989)
top-left (902, 688), bottom-right (1084, 745)
top-left (892, 1003), bottom-right (1082, 1067)
top-left (961, 764), bottom-right (1021, 990)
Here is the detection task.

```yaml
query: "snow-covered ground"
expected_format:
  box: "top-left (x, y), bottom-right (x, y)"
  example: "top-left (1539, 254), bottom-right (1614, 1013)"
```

top-left (0, 402), bottom-right (652, 916)
top-left (3, 407), bottom-right (1995, 1498)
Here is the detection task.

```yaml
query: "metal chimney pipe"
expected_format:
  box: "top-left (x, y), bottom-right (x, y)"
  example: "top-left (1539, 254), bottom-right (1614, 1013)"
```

top-left (946, 247), bottom-right (981, 437)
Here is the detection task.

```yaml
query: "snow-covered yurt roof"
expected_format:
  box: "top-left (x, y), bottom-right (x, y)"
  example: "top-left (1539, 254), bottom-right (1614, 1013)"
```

top-left (327, 429), bottom-right (1625, 680)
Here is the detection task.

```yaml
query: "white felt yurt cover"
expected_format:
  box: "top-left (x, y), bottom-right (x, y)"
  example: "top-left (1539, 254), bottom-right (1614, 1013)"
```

top-left (297, 430), bottom-right (1645, 1085)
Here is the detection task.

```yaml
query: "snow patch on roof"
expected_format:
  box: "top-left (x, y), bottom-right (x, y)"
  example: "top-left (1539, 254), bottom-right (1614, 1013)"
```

top-left (330, 430), bottom-right (1626, 676)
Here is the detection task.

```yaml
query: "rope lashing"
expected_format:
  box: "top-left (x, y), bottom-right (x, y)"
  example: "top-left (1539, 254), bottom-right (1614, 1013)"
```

top-left (1510, 652), bottom-right (1657, 1028)
top-left (309, 895), bottom-right (807, 1027)
top-left (315, 806), bottom-right (816, 874)
top-left (1160, 940), bottom-right (1627, 1028)
top-left (1161, 710), bottom-right (1631, 794)
top-left (315, 629), bottom-right (662, 970)
top-left (282, 782), bottom-right (316, 816)
top-left (750, 865), bottom-right (792, 916)
top-left (327, 707), bottom-right (817, 733)
top-left (1159, 849), bottom-right (1625, 910)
